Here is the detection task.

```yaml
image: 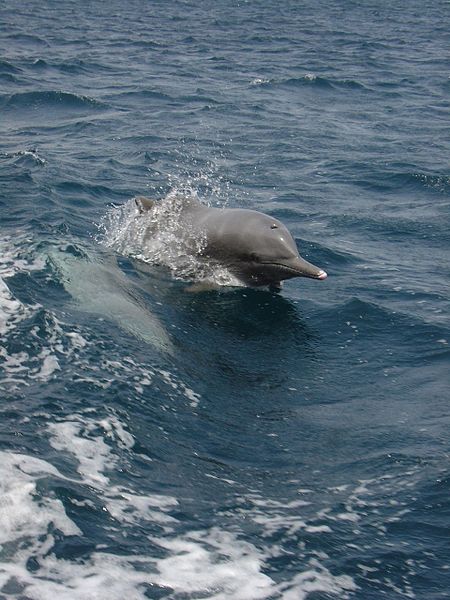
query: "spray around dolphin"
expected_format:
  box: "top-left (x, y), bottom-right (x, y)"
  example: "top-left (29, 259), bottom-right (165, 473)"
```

top-left (133, 195), bottom-right (327, 290)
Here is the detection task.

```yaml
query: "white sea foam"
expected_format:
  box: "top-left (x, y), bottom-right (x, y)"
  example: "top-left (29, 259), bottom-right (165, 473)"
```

top-left (151, 528), bottom-right (357, 600)
top-left (0, 306), bottom-right (90, 389)
top-left (46, 413), bottom-right (358, 599)
top-left (48, 419), bottom-right (114, 487)
top-left (277, 562), bottom-right (357, 599)
top-left (1, 148), bottom-right (46, 165)
top-left (18, 149), bottom-right (46, 165)
top-left (242, 494), bottom-right (324, 538)
top-left (47, 414), bottom-right (179, 532)
top-left (0, 417), bottom-right (175, 599)
top-left (158, 367), bottom-right (201, 407)
top-left (0, 235), bottom-right (42, 337)
top-left (151, 528), bottom-right (274, 599)
top-left (0, 235), bottom-right (74, 388)
top-left (250, 77), bottom-right (270, 86)
top-left (0, 409), bottom-right (362, 600)
top-left (0, 452), bottom-right (79, 549)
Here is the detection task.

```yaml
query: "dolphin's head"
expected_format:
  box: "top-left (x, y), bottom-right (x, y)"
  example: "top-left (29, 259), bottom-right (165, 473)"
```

top-left (204, 210), bottom-right (327, 288)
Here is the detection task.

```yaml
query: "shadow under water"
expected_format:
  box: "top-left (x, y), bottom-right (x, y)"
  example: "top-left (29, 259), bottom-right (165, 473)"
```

top-left (128, 258), bottom-right (320, 401)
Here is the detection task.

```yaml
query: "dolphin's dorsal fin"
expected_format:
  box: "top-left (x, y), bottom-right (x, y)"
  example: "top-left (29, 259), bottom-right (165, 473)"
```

top-left (134, 196), bottom-right (155, 213)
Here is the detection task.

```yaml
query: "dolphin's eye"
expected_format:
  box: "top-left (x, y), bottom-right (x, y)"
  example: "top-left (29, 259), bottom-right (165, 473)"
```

top-left (270, 223), bottom-right (278, 229)
top-left (249, 252), bottom-right (259, 262)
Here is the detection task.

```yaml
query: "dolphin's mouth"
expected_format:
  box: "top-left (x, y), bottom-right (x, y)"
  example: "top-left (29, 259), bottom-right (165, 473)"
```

top-left (224, 256), bottom-right (328, 287)
top-left (259, 260), bottom-right (328, 280)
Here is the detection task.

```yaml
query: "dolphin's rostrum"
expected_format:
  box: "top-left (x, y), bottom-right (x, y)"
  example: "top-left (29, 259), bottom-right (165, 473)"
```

top-left (134, 195), bottom-right (327, 290)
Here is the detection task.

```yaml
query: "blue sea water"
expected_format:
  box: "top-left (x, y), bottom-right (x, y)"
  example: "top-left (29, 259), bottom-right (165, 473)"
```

top-left (1, 0), bottom-right (450, 598)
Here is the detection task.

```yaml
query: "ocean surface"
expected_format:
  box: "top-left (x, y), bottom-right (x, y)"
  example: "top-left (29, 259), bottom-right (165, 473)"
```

top-left (1, 1), bottom-right (449, 598)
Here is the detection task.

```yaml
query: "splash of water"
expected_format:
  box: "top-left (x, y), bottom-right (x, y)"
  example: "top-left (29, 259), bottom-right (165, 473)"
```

top-left (98, 190), bottom-right (242, 288)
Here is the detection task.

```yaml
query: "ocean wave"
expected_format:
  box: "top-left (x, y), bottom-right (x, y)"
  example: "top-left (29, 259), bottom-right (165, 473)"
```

top-left (107, 89), bottom-right (174, 103)
top-left (253, 74), bottom-right (368, 92)
top-left (318, 296), bottom-right (399, 326)
top-left (233, 465), bottom-right (428, 597)
top-left (128, 38), bottom-right (167, 49)
top-left (179, 91), bottom-right (222, 105)
top-left (0, 235), bottom-right (172, 391)
top-left (0, 281), bottom-right (92, 390)
top-left (27, 57), bottom-right (118, 76)
top-left (0, 90), bottom-right (107, 113)
top-left (30, 58), bottom-right (48, 69)
top-left (0, 72), bottom-right (18, 83)
top-left (303, 241), bottom-right (361, 267)
top-left (0, 236), bottom-right (72, 390)
top-left (0, 238), bottom-right (184, 402)
top-left (112, 88), bottom-right (222, 108)
top-left (7, 405), bottom-right (429, 600)
top-left (317, 297), bottom-right (450, 353)
top-left (0, 235), bottom-right (44, 337)
top-left (350, 168), bottom-right (450, 196)
top-left (62, 60), bottom-right (119, 75)
top-left (0, 59), bottom-right (22, 74)
top-left (54, 180), bottom-right (117, 201)
top-left (331, 211), bottom-right (449, 241)
top-left (6, 32), bottom-right (49, 46)
top-left (0, 414), bottom-right (358, 600)
top-left (0, 148), bottom-right (46, 167)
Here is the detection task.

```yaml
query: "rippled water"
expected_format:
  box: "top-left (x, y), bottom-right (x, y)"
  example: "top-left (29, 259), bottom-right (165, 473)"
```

top-left (1, 1), bottom-right (449, 598)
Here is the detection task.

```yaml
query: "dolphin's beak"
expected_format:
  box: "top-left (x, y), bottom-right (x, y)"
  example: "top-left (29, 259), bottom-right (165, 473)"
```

top-left (280, 256), bottom-right (328, 280)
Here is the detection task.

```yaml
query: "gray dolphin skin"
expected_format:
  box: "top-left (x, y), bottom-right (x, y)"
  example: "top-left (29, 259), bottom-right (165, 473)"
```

top-left (135, 196), bottom-right (327, 289)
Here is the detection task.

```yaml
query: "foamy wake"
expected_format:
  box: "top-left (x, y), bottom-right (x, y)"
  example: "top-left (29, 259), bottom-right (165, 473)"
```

top-left (98, 192), bottom-right (242, 288)
top-left (0, 235), bottom-right (94, 388)
top-left (0, 231), bottom-right (202, 406)
top-left (0, 235), bottom-right (64, 386)
top-left (0, 410), bottom-right (358, 600)
top-left (0, 232), bottom-right (366, 599)
top-left (0, 235), bottom-right (43, 337)
top-left (0, 232), bottom-right (418, 599)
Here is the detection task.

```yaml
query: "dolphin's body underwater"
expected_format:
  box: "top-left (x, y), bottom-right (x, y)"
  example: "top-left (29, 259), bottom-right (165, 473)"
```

top-left (48, 243), bottom-right (173, 353)
top-left (135, 196), bottom-right (327, 290)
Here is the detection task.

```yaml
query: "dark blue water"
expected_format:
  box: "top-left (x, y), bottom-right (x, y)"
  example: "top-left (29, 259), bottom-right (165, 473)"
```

top-left (1, 1), bottom-right (449, 598)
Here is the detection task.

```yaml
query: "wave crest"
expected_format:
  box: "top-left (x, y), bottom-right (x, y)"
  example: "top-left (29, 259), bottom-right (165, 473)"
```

top-left (0, 90), bottom-right (106, 112)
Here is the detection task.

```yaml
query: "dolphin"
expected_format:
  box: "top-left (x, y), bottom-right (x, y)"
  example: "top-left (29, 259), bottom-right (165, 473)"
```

top-left (47, 243), bottom-right (173, 353)
top-left (134, 195), bottom-right (327, 290)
